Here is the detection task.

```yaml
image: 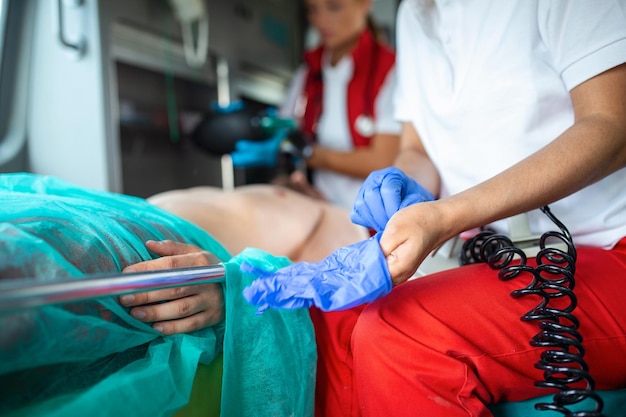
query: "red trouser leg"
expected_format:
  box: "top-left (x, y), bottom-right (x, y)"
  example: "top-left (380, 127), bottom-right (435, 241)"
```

top-left (310, 304), bottom-right (366, 417)
top-left (351, 238), bottom-right (626, 416)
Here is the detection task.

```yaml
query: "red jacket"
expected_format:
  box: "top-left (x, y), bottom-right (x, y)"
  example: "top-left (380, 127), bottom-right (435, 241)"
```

top-left (301, 30), bottom-right (396, 147)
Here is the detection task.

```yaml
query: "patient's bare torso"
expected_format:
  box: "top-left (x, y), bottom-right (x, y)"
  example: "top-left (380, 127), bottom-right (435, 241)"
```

top-left (148, 185), bottom-right (369, 262)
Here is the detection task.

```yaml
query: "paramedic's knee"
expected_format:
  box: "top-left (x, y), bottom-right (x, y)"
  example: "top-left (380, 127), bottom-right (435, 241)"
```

top-left (351, 276), bottom-right (461, 359)
top-left (352, 284), bottom-right (431, 361)
top-left (352, 302), bottom-right (384, 355)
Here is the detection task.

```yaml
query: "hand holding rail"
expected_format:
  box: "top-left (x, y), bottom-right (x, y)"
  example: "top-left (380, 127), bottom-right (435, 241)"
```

top-left (0, 265), bottom-right (226, 314)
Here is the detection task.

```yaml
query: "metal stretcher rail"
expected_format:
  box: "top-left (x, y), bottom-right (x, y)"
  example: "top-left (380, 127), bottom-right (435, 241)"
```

top-left (0, 265), bottom-right (226, 314)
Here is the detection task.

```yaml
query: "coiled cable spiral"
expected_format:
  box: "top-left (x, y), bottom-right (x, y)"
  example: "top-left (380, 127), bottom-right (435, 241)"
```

top-left (460, 206), bottom-right (605, 416)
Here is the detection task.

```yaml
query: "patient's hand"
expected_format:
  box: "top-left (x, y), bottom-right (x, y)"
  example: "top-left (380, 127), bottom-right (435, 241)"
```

top-left (119, 240), bottom-right (224, 335)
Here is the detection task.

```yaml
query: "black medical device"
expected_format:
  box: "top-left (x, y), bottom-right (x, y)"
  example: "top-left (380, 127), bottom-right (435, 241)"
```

top-left (460, 206), bottom-right (605, 416)
top-left (192, 105), bottom-right (268, 156)
top-left (191, 104), bottom-right (314, 188)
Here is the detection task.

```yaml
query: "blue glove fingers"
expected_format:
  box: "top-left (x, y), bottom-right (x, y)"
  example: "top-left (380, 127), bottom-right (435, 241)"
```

top-left (351, 188), bottom-right (387, 232)
top-left (351, 169), bottom-right (394, 231)
top-left (231, 152), bottom-right (268, 168)
top-left (351, 167), bottom-right (436, 230)
top-left (241, 274), bottom-right (313, 313)
top-left (231, 140), bottom-right (261, 166)
top-left (351, 168), bottom-right (404, 231)
top-left (377, 174), bottom-right (405, 222)
top-left (241, 262), bottom-right (317, 313)
top-left (231, 139), bottom-right (278, 168)
top-left (242, 234), bottom-right (392, 313)
top-left (323, 234), bottom-right (392, 311)
top-left (397, 179), bottom-right (436, 210)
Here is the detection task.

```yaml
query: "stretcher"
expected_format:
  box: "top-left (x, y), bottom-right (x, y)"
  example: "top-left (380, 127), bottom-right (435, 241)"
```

top-left (1, 173), bottom-right (623, 417)
top-left (2, 267), bottom-right (624, 417)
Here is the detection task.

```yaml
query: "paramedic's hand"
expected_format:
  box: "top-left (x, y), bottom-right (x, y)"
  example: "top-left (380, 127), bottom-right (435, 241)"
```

top-left (351, 167), bottom-right (435, 232)
top-left (119, 240), bottom-right (224, 335)
top-left (380, 201), bottom-right (447, 285)
top-left (231, 131), bottom-right (285, 168)
top-left (242, 233), bottom-right (392, 313)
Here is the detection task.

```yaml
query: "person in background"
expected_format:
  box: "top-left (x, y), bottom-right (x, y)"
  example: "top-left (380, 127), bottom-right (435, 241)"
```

top-left (276, 0), bottom-right (401, 209)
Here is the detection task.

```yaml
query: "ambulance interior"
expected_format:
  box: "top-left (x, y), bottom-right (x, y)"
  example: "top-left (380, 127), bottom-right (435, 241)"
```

top-left (0, 1), bottom-right (624, 416)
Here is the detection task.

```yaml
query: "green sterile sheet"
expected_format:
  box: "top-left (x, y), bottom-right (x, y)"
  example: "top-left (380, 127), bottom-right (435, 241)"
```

top-left (0, 173), bottom-right (315, 417)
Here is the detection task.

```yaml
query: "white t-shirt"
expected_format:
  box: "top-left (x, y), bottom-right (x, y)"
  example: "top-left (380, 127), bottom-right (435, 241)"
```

top-left (395, 0), bottom-right (626, 248)
top-left (280, 51), bottom-right (401, 210)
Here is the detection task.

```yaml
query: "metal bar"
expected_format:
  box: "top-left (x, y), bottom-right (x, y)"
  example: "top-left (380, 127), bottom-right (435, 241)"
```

top-left (216, 57), bottom-right (230, 108)
top-left (221, 153), bottom-right (235, 191)
top-left (0, 265), bottom-right (226, 314)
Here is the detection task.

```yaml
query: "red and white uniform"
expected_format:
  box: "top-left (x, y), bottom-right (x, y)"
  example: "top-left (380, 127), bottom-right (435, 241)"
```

top-left (280, 30), bottom-right (400, 209)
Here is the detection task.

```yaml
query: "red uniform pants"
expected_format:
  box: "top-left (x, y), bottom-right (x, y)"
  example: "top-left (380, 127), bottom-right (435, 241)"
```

top-left (309, 238), bottom-right (626, 417)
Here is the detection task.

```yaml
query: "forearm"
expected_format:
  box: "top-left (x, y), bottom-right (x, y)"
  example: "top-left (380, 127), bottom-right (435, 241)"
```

top-left (394, 147), bottom-right (441, 198)
top-left (308, 148), bottom-right (387, 178)
top-left (307, 133), bottom-right (399, 178)
top-left (438, 112), bottom-right (626, 241)
top-left (390, 122), bottom-right (441, 197)
top-left (442, 64), bottom-right (626, 238)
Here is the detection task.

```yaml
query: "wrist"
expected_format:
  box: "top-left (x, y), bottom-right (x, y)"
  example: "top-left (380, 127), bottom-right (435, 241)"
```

top-left (434, 194), bottom-right (483, 242)
top-left (402, 199), bottom-right (458, 249)
top-left (301, 144), bottom-right (314, 160)
top-left (305, 145), bottom-right (322, 167)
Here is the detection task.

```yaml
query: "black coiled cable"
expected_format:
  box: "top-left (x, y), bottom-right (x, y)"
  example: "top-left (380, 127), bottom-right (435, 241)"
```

top-left (460, 206), bottom-right (605, 416)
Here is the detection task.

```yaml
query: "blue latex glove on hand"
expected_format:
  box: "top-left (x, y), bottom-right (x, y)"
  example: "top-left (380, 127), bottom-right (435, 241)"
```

top-left (351, 167), bottom-right (435, 233)
top-left (230, 130), bottom-right (286, 168)
top-left (242, 233), bottom-right (392, 313)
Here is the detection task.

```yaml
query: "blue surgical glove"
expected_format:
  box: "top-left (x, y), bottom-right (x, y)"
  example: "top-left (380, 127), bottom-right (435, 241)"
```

top-left (351, 167), bottom-right (435, 233)
top-left (242, 233), bottom-right (392, 313)
top-left (230, 130), bottom-right (286, 168)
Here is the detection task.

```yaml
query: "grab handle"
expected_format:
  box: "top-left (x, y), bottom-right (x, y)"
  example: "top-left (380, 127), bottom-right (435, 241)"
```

top-left (57, 0), bottom-right (86, 59)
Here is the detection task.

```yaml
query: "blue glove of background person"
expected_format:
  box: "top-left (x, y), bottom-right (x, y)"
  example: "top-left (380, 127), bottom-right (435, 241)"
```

top-left (351, 167), bottom-right (435, 232)
top-left (230, 130), bottom-right (287, 168)
top-left (242, 233), bottom-right (392, 313)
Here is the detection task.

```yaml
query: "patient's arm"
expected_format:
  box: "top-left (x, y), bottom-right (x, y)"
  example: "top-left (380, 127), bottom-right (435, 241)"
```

top-left (119, 240), bottom-right (224, 335)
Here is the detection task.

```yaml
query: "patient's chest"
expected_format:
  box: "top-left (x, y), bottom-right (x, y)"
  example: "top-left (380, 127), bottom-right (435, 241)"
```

top-left (237, 186), bottom-right (324, 258)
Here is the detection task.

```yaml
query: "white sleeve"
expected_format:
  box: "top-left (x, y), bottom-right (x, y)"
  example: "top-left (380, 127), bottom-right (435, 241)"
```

top-left (374, 67), bottom-right (402, 135)
top-left (392, 0), bottom-right (419, 123)
top-left (538, 0), bottom-right (626, 91)
top-left (278, 65), bottom-right (308, 120)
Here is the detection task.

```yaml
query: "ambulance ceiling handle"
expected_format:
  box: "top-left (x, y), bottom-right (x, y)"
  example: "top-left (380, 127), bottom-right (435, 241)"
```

top-left (57, 0), bottom-right (86, 60)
